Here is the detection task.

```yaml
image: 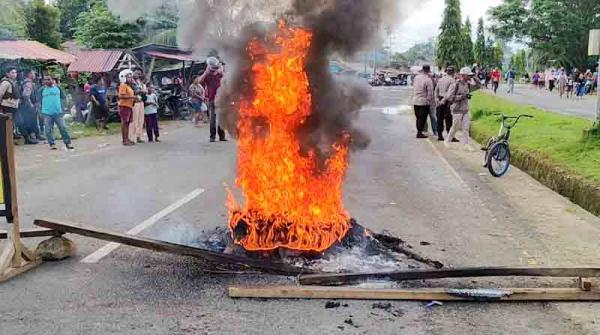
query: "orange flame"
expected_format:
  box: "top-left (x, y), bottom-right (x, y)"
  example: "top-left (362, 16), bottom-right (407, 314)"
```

top-left (227, 23), bottom-right (351, 253)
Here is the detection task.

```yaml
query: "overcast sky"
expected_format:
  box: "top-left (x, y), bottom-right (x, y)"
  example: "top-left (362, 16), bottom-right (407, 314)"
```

top-left (392, 0), bottom-right (502, 52)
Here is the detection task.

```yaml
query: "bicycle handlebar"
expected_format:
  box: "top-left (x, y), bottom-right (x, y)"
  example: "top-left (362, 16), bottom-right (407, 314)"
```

top-left (492, 113), bottom-right (533, 128)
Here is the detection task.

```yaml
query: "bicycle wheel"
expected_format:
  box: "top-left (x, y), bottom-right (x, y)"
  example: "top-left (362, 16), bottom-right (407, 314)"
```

top-left (486, 142), bottom-right (511, 177)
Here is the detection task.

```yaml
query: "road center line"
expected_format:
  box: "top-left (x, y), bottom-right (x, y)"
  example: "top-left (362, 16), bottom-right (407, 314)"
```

top-left (81, 188), bottom-right (205, 264)
top-left (426, 138), bottom-right (471, 190)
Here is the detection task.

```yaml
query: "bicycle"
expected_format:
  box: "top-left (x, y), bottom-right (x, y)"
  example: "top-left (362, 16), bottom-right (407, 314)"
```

top-left (482, 113), bottom-right (533, 177)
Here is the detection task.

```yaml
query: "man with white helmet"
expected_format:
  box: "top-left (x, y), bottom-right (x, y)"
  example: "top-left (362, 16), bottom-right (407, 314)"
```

top-left (443, 66), bottom-right (481, 151)
top-left (118, 69), bottom-right (136, 146)
top-left (199, 56), bottom-right (227, 142)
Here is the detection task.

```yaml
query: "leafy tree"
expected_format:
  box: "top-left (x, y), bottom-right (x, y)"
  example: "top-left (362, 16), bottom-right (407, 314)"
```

top-left (57, 0), bottom-right (91, 39)
top-left (462, 17), bottom-right (475, 66)
top-left (489, 0), bottom-right (600, 69)
top-left (474, 18), bottom-right (486, 66)
top-left (509, 49), bottom-right (527, 75)
top-left (436, 0), bottom-right (465, 69)
top-left (25, 0), bottom-right (62, 48)
top-left (391, 39), bottom-right (435, 67)
top-left (141, 1), bottom-right (179, 46)
top-left (74, 1), bottom-right (142, 49)
top-left (0, 0), bottom-right (27, 39)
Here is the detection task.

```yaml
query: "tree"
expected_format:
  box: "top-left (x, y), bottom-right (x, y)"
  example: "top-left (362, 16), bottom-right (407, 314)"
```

top-left (25, 0), bottom-right (62, 48)
top-left (436, 0), bottom-right (465, 69)
top-left (391, 39), bottom-right (436, 68)
top-left (462, 17), bottom-right (475, 67)
top-left (509, 49), bottom-right (527, 75)
top-left (141, 1), bottom-right (179, 46)
top-left (74, 1), bottom-right (142, 49)
top-left (474, 18), bottom-right (486, 66)
top-left (57, 0), bottom-right (91, 39)
top-left (489, 0), bottom-right (600, 69)
top-left (0, 0), bottom-right (27, 39)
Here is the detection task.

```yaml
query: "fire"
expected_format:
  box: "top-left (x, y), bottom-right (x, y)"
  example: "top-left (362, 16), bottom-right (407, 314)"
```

top-left (227, 22), bottom-right (351, 253)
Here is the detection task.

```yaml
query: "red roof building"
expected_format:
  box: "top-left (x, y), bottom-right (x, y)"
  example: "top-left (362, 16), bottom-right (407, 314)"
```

top-left (0, 40), bottom-right (75, 64)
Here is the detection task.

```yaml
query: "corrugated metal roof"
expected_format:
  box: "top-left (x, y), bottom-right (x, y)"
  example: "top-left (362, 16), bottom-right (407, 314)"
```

top-left (145, 50), bottom-right (199, 62)
top-left (0, 40), bottom-right (76, 64)
top-left (67, 50), bottom-right (124, 73)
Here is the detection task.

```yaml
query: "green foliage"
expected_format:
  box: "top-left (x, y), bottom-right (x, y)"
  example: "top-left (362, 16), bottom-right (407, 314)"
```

top-left (57, 0), bottom-right (91, 39)
top-left (489, 0), bottom-right (600, 69)
top-left (436, 0), bottom-right (465, 69)
top-left (141, 1), bottom-right (179, 46)
top-left (509, 49), bottom-right (527, 75)
top-left (462, 17), bottom-right (475, 66)
top-left (470, 92), bottom-right (600, 181)
top-left (474, 18), bottom-right (486, 66)
top-left (0, 0), bottom-right (27, 39)
top-left (25, 0), bottom-right (62, 48)
top-left (74, 1), bottom-right (142, 49)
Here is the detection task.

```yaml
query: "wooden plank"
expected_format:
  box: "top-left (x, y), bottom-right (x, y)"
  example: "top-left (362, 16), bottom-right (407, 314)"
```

top-left (0, 228), bottom-right (61, 239)
top-left (34, 219), bottom-right (308, 276)
top-left (299, 267), bottom-right (600, 286)
top-left (228, 285), bottom-right (600, 301)
top-left (0, 258), bottom-right (42, 283)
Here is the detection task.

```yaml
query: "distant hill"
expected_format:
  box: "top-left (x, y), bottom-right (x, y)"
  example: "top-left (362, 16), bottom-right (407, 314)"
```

top-left (391, 39), bottom-right (435, 68)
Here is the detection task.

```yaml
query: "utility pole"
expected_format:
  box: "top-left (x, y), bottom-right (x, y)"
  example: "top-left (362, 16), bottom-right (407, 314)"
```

top-left (589, 30), bottom-right (600, 127)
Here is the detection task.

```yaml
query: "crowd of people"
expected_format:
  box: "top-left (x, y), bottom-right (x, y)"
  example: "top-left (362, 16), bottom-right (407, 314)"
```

top-left (412, 64), bottom-right (481, 151)
top-left (0, 67), bottom-right (73, 149)
top-left (0, 55), bottom-right (229, 150)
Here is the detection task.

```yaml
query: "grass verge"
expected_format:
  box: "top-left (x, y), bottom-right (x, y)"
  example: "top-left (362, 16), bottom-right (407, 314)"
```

top-left (66, 122), bottom-right (120, 139)
top-left (470, 92), bottom-right (600, 215)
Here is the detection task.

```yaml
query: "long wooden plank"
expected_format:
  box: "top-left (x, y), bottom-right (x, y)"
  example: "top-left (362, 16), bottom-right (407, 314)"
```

top-left (34, 219), bottom-right (308, 276)
top-left (0, 228), bottom-right (61, 239)
top-left (299, 267), bottom-right (600, 286)
top-left (229, 285), bottom-right (600, 301)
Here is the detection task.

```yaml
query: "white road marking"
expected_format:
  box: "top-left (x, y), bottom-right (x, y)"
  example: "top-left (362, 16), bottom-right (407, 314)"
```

top-left (426, 138), bottom-right (471, 190)
top-left (81, 188), bottom-right (205, 264)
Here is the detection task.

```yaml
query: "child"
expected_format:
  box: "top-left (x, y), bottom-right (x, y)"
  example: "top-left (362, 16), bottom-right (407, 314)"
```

top-left (144, 84), bottom-right (160, 142)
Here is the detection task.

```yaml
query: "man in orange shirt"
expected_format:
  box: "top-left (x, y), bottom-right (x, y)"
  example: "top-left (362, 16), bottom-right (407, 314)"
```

top-left (118, 70), bottom-right (136, 146)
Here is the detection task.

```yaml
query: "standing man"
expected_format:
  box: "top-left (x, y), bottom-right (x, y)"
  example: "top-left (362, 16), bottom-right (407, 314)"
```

top-left (444, 67), bottom-right (481, 151)
top-left (0, 67), bottom-right (20, 116)
top-left (90, 76), bottom-right (109, 131)
top-left (200, 57), bottom-right (227, 142)
top-left (40, 76), bottom-right (74, 150)
top-left (491, 67), bottom-right (501, 94)
top-left (130, 69), bottom-right (146, 143)
top-left (118, 70), bottom-right (136, 146)
top-left (412, 65), bottom-right (434, 139)
top-left (434, 66), bottom-right (458, 142)
top-left (506, 68), bottom-right (516, 95)
top-left (20, 70), bottom-right (44, 144)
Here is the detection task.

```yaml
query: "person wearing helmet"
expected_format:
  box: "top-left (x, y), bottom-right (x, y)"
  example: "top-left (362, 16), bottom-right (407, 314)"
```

top-left (118, 69), bottom-right (136, 146)
top-left (199, 56), bottom-right (226, 142)
top-left (443, 66), bottom-right (481, 151)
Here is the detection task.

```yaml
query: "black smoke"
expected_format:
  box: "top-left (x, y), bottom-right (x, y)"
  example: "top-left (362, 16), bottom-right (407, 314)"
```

top-left (219, 0), bottom-right (396, 166)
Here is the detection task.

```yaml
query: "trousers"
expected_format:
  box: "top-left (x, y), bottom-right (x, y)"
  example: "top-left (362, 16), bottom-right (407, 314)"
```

top-left (436, 103), bottom-right (453, 137)
top-left (129, 102), bottom-right (145, 139)
top-left (413, 105), bottom-right (430, 134)
top-left (209, 101), bottom-right (226, 140)
top-left (43, 114), bottom-right (71, 145)
top-left (144, 113), bottom-right (160, 141)
top-left (446, 112), bottom-right (470, 145)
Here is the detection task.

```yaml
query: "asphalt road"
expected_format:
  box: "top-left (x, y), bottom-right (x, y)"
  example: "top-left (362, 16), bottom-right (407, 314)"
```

top-left (489, 83), bottom-right (598, 120)
top-left (2, 87), bottom-right (600, 334)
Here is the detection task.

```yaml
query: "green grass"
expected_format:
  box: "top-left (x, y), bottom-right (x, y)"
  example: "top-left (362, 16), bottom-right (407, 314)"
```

top-left (66, 122), bottom-right (121, 139)
top-left (470, 92), bottom-right (600, 182)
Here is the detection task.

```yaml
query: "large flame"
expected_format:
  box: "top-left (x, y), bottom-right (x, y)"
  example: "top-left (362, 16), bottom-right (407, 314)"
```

top-left (227, 23), bottom-right (351, 253)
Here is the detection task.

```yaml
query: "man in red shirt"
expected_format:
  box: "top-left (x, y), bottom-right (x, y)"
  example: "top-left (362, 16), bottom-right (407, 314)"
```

top-left (200, 57), bottom-right (226, 142)
top-left (491, 67), bottom-right (501, 94)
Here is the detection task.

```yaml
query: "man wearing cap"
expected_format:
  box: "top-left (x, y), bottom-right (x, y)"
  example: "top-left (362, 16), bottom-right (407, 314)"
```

top-left (200, 57), bottom-right (227, 142)
top-left (412, 65), bottom-right (434, 139)
top-left (434, 66), bottom-right (458, 142)
top-left (444, 67), bottom-right (481, 151)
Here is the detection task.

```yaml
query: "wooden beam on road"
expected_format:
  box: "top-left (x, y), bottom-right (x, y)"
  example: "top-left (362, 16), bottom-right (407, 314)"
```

top-left (0, 228), bottom-right (61, 239)
top-left (34, 219), bottom-right (309, 276)
top-left (229, 285), bottom-right (600, 301)
top-left (299, 267), bottom-right (600, 286)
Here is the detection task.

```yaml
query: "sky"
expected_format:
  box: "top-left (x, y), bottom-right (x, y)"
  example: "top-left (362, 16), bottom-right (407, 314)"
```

top-left (392, 0), bottom-right (503, 52)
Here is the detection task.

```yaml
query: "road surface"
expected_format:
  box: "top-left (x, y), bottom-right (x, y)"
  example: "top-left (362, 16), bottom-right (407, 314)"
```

top-left (488, 83), bottom-right (597, 120)
top-left (2, 87), bottom-right (600, 334)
